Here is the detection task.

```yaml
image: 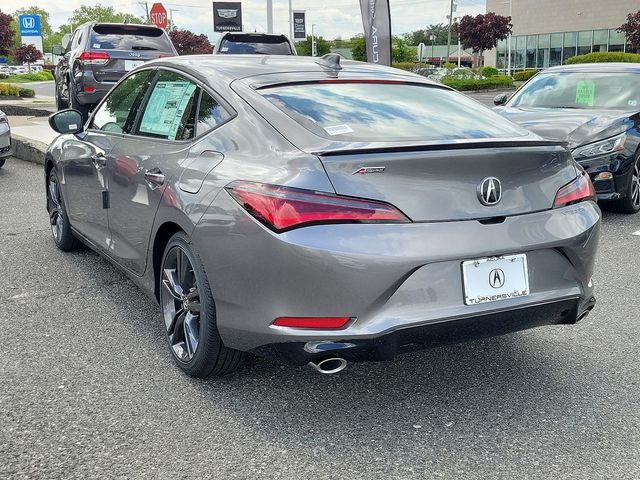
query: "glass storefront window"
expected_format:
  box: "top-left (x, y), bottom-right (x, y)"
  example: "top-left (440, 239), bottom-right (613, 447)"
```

top-left (537, 34), bottom-right (550, 69)
top-left (593, 29), bottom-right (608, 53)
top-left (563, 32), bottom-right (577, 62)
top-left (550, 33), bottom-right (562, 67)
top-left (609, 28), bottom-right (625, 52)
top-left (577, 30), bottom-right (592, 56)
top-left (526, 35), bottom-right (537, 69)
top-left (515, 35), bottom-right (526, 69)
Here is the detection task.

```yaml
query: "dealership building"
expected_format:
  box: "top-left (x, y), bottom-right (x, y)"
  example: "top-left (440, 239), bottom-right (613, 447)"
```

top-left (485, 0), bottom-right (636, 70)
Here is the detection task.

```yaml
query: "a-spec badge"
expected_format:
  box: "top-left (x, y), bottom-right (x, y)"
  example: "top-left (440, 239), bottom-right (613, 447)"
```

top-left (352, 166), bottom-right (386, 175)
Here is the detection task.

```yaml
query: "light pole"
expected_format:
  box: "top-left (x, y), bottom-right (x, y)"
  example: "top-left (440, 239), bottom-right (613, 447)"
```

top-left (169, 8), bottom-right (178, 30)
top-left (430, 34), bottom-right (435, 64)
top-left (446, 0), bottom-right (457, 62)
top-left (267, 0), bottom-right (273, 33)
top-left (507, 0), bottom-right (512, 76)
top-left (311, 23), bottom-right (317, 56)
top-left (289, 0), bottom-right (293, 40)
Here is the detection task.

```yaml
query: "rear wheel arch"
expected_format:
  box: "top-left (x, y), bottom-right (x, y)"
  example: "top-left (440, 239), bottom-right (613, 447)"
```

top-left (153, 222), bottom-right (186, 301)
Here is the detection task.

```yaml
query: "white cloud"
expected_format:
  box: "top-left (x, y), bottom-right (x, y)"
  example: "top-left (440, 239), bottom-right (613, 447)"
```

top-left (3, 0), bottom-right (486, 43)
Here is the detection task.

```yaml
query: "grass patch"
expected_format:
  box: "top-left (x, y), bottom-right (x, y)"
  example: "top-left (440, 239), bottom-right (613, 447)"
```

top-left (0, 71), bottom-right (54, 83)
top-left (441, 75), bottom-right (514, 91)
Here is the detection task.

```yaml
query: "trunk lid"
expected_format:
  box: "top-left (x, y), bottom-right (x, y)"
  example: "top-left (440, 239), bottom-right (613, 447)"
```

top-left (318, 144), bottom-right (577, 222)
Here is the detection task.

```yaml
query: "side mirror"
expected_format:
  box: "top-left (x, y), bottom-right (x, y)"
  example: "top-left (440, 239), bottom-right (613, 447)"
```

top-left (61, 33), bottom-right (71, 51)
top-left (49, 109), bottom-right (84, 134)
top-left (493, 93), bottom-right (508, 106)
top-left (52, 45), bottom-right (64, 56)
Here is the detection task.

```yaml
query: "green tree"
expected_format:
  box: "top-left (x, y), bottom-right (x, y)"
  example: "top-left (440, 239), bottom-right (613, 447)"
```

top-left (403, 24), bottom-right (456, 46)
top-left (392, 36), bottom-right (414, 62)
top-left (295, 35), bottom-right (331, 56)
top-left (70, 6), bottom-right (144, 26)
top-left (350, 35), bottom-right (366, 61)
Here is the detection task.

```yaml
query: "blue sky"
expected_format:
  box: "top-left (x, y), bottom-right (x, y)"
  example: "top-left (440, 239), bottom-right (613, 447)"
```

top-left (4, 0), bottom-right (487, 41)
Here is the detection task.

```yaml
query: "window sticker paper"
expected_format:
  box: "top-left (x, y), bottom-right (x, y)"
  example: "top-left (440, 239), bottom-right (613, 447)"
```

top-left (575, 80), bottom-right (595, 106)
top-left (139, 81), bottom-right (197, 140)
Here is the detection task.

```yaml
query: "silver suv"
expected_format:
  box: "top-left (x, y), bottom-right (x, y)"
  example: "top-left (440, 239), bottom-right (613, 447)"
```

top-left (53, 23), bottom-right (177, 120)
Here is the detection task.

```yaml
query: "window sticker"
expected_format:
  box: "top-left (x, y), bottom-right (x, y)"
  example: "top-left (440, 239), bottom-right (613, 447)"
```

top-left (139, 81), bottom-right (197, 140)
top-left (629, 100), bottom-right (638, 107)
top-left (93, 43), bottom-right (101, 49)
top-left (324, 124), bottom-right (355, 136)
top-left (575, 80), bottom-right (595, 106)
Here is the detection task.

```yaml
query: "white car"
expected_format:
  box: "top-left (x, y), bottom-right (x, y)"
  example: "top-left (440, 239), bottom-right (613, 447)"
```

top-left (0, 109), bottom-right (11, 168)
top-left (8, 66), bottom-right (27, 75)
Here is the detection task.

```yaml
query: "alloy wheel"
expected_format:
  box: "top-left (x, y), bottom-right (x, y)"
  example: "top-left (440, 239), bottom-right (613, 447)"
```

top-left (48, 174), bottom-right (64, 242)
top-left (631, 159), bottom-right (640, 209)
top-left (161, 246), bottom-right (201, 362)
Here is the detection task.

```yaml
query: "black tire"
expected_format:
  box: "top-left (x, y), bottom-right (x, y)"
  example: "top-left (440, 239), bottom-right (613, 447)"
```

top-left (47, 169), bottom-right (82, 251)
top-left (0, 158), bottom-right (5, 168)
top-left (612, 154), bottom-right (640, 214)
top-left (55, 81), bottom-right (68, 110)
top-left (68, 80), bottom-right (90, 123)
top-left (160, 232), bottom-right (247, 377)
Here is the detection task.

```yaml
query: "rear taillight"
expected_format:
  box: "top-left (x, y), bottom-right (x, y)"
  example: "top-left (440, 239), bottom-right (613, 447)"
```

top-left (159, 54), bottom-right (174, 58)
top-left (272, 317), bottom-right (352, 329)
top-left (553, 172), bottom-right (596, 208)
top-left (79, 51), bottom-right (110, 65)
top-left (225, 181), bottom-right (410, 232)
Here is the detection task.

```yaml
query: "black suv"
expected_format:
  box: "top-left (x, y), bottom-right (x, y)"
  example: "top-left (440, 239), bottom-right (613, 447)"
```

top-left (53, 23), bottom-right (177, 120)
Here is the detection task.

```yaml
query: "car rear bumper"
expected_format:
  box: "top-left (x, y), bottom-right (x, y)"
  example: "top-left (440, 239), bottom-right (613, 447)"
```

top-left (0, 123), bottom-right (11, 158)
top-left (251, 297), bottom-right (595, 365)
top-left (192, 194), bottom-right (601, 364)
top-left (74, 71), bottom-right (118, 105)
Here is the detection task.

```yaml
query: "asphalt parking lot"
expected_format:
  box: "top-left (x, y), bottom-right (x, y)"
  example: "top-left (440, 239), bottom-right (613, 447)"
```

top-left (2, 158), bottom-right (640, 479)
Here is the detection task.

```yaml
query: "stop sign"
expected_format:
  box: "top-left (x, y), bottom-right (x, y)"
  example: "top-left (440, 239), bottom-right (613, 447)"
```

top-left (150, 3), bottom-right (168, 30)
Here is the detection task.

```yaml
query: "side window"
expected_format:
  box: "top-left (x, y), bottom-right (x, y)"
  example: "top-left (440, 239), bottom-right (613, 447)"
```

top-left (196, 91), bottom-right (230, 136)
top-left (137, 70), bottom-right (199, 141)
top-left (90, 70), bottom-right (154, 133)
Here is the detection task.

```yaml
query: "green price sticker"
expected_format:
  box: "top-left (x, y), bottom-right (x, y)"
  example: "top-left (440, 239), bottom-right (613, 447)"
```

top-left (576, 80), bottom-right (595, 106)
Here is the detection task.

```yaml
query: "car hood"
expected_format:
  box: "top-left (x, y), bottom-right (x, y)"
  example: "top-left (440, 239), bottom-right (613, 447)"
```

top-left (494, 106), bottom-right (634, 149)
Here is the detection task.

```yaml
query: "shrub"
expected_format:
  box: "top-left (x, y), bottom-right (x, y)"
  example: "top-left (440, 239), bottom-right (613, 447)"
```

top-left (0, 72), bottom-right (8, 79)
top-left (513, 69), bottom-right (539, 81)
top-left (19, 87), bottom-right (35, 97)
top-left (443, 62), bottom-right (456, 69)
top-left (392, 61), bottom-right (417, 71)
top-left (565, 52), bottom-right (640, 64)
top-left (11, 70), bottom-right (54, 81)
top-left (0, 83), bottom-right (21, 96)
top-left (441, 75), bottom-right (514, 91)
top-left (480, 66), bottom-right (499, 77)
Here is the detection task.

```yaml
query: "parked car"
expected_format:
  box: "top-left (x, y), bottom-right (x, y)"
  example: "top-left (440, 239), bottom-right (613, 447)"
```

top-left (52, 22), bottom-right (177, 120)
top-left (214, 32), bottom-right (296, 55)
top-left (0, 109), bottom-right (12, 168)
top-left (45, 54), bottom-right (600, 377)
top-left (8, 66), bottom-right (27, 75)
top-left (0, 65), bottom-right (10, 74)
top-left (28, 65), bottom-right (44, 72)
top-left (494, 63), bottom-right (640, 213)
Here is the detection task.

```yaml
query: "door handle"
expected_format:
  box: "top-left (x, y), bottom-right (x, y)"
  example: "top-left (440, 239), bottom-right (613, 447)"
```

top-left (91, 152), bottom-right (107, 167)
top-left (145, 169), bottom-right (165, 189)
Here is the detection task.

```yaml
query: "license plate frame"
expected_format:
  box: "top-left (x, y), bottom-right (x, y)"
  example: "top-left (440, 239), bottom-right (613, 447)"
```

top-left (124, 60), bottom-right (144, 71)
top-left (462, 254), bottom-right (530, 306)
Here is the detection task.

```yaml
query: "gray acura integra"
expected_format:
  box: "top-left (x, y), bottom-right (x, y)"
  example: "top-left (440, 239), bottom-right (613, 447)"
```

top-left (45, 55), bottom-right (600, 377)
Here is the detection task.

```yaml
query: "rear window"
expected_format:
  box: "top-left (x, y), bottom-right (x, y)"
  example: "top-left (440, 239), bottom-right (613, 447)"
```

top-left (90, 25), bottom-right (174, 52)
top-left (219, 35), bottom-right (292, 55)
top-left (261, 82), bottom-right (528, 142)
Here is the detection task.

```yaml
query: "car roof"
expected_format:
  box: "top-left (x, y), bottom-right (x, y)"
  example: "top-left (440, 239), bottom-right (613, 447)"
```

top-left (149, 54), bottom-right (439, 87)
top-left (543, 62), bottom-right (640, 73)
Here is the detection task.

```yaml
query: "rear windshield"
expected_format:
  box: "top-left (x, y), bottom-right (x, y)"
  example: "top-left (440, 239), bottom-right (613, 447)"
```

top-left (261, 82), bottom-right (528, 142)
top-left (219, 35), bottom-right (293, 55)
top-left (90, 25), bottom-right (174, 52)
top-left (510, 72), bottom-right (640, 110)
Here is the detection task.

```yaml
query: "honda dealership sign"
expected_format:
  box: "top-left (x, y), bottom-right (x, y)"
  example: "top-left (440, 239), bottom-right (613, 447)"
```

top-left (293, 11), bottom-right (306, 39)
top-left (18, 14), bottom-right (44, 63)
top-left (359, 0), bottom-right (392, 66)
top-left (213, 2), bottom-right (243, 32)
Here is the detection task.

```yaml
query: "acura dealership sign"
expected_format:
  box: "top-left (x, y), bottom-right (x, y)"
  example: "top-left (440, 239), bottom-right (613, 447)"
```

top-left (359, 0), bottom-right (392, 66)
top-left (213, 2), bottom-right (243, 32)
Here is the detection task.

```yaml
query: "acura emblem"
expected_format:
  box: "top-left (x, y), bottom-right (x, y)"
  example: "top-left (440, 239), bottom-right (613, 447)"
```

top-left (489, 268), bottom-right (505, 289)
top-left (478, 177), bottom-right (502, 205)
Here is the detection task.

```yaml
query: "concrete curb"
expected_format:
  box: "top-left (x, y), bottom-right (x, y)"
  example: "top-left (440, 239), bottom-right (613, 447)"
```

top-left (12, 133), bottom-right (47, 166)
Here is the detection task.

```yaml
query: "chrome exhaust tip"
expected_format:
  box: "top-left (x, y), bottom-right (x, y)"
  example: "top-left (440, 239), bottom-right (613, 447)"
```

top-left (308, 357), bottom-right (348, 374)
